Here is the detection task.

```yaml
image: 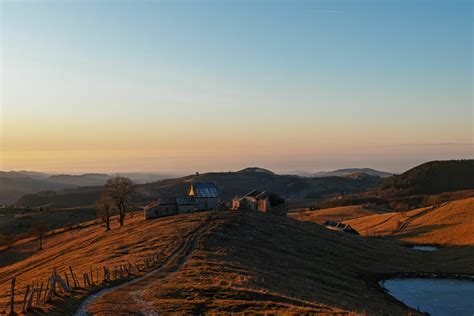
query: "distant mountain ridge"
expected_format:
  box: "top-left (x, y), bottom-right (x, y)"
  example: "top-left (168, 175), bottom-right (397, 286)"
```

top-left (48, 173), bottom-right (111, 186)
top-left (291, 168), bottom-right (393, 178)
top-left (0, 171), bottom-right (177, 205)
top-left (16, 168), bottom-right (382, 209)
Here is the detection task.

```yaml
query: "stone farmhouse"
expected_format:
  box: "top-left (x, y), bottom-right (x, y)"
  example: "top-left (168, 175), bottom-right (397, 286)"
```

top-left (231, 190), bottom-right (286, 214)
top-left (144, 182), bottom-right (220, 220)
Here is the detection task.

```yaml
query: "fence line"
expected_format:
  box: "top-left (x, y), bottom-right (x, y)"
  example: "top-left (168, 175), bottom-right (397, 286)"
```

top-left (0, 251), bottom-right (164, 315)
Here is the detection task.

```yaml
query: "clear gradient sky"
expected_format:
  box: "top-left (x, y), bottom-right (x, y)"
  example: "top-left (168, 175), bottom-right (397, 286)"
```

top-left (1, 0), bottom-right (473, 174)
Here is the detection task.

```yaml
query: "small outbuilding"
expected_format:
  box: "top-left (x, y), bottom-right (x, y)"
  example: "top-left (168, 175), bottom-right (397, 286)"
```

top-left (323, 221), bottom-right (360, 235)
top-left (232, 190), bottom-right (286, 215)
top-left (144, 198), bottom-right (178, 220)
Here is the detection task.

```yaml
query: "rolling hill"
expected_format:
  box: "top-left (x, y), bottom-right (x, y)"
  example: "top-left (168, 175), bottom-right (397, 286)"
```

top-left (0, 176), bottom-right (75, 206)
top-left (47, 173), bottom-right (111, 186)
top-left (16, 168), bottom-right (383, 209)
top-left (317, 160), bottom-right (474, 211)
top-left (1, 210), bottom-right (472, 314)
top-left (343, 197), bottom-right (474, 246)
top-left (0, 171), bottom-right (180, 206)
top-left (311, 168), bottom-right (393, 178)
top-left (288, 205), bottom-right (390, 224)
top-left (374, 160), bottom-right (474, 198)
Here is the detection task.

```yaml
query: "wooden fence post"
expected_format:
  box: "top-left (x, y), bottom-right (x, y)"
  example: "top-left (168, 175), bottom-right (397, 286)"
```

top-left (46, 276), bottom-right (56, 302)
top-left (90, 268), bottom-right (94, 285)
top-left (36, 282), bottom-right (44, 306)
top-left (9, 277), bottom-right (15, 316)
top-left (43, 279), bottom-right (50, 304)
top-left (69, 266), bottom-right (78, 287)
top-left (26, 284), bottom-right (36, 311)
top-left (64, 272), bottom-right (70, 288)
top-left (103, 266), bottom-right (110, 282)
top-left (56, 274), bottom-right (70, 292)
top-left (22, 285), bottom-right (30, 313)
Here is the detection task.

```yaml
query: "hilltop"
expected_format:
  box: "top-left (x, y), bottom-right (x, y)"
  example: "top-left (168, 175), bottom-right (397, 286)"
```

top-left (1, 210), bottom-right (472, 315)
top-left (374, 160), bottom-right (474, 197)
top-left (311, 168), bottom-right (393, 178)
top-left (318, 160), bottom-right (474, 211)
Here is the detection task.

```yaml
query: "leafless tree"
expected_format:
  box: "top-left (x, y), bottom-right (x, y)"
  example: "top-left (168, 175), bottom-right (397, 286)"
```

top-left (105, 177), bottom-right (134, 227)
top-left (96, 191), bottom-right (113, 231)
top-left (31, 221), bottom-right (48, 250)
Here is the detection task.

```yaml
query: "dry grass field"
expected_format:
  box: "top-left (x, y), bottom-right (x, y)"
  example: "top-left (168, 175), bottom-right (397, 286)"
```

top-left (1, 205), bottom-right (472, 315)
top-left (344, 197), bottom-right (474, 246)
top-left (0, 212), bottom-right (208, 314)
top-left (288, 205), bottom-right (389, 224)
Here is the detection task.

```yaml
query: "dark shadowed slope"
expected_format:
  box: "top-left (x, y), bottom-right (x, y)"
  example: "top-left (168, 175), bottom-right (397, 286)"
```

top-left (374, 160), bottom-right (474, 197)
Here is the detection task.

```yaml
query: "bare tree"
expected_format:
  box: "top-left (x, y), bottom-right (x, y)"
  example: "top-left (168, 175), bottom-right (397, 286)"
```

top-left (31, 221), bottom-right (48, 250)
top-left (96, 191), bottom-right (113, 231)
top-left (105, 177), bottom-right (134, 227)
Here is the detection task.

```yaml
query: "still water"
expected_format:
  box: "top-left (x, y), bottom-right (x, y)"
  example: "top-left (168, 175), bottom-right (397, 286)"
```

top-left (381, 278), bottom-right (474, 316)
top-left (412, 245), bottom-right (438, 251)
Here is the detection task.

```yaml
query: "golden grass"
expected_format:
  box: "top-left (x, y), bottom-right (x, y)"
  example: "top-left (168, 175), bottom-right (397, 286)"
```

top-left (344, 197), bottom-right (474, 246)
top-left (83, 211), bottom-right (473, 315)
top-left (0, 212), bottom-right (208, 313)
top-left (0, 207), bottom-right (472, 315)
top-left (288, 205), bottom-right (386, 224)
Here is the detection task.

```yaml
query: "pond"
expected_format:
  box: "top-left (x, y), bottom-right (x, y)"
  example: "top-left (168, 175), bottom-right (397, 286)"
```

top-left (381, 278), bottom-right (474, 316)
top-left (412, 245), bottom-right (438, 251)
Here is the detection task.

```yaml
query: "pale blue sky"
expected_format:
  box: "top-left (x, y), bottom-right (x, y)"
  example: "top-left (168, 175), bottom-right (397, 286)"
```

top-left (1, 0), bottom-right (473, 173)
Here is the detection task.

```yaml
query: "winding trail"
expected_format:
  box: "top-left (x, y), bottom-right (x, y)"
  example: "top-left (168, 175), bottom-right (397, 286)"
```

top-left (397, 205), bottom-right (438, 232)
top-left (74, 214), bottom-right (215, 315)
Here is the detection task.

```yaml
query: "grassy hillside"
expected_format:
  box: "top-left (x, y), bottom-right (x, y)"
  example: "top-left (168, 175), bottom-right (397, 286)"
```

top-left (17, 169), bottom-right (383, 209)
top-left (316, 159), bottom-right (474, 211)
top-left (343, 197), bottom-right (474, 246)
top-left (0, 207), bottom-right (97, 240)
top-left (288, 205), bottom-right (389, 224)
top-left (375, 160), bottom-right (474, 197)
top-left (1, 210), bottom-right (472, 315)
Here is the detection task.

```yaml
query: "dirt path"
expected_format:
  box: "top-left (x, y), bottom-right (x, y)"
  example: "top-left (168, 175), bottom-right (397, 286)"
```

top-left (397, 205), bottom-right (438, 232)
top-left (74, 214), bottom-right (215, 315)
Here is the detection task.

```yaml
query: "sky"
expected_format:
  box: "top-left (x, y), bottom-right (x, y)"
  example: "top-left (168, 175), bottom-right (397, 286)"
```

top-left (1, 0), bottom-right (473, 175)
